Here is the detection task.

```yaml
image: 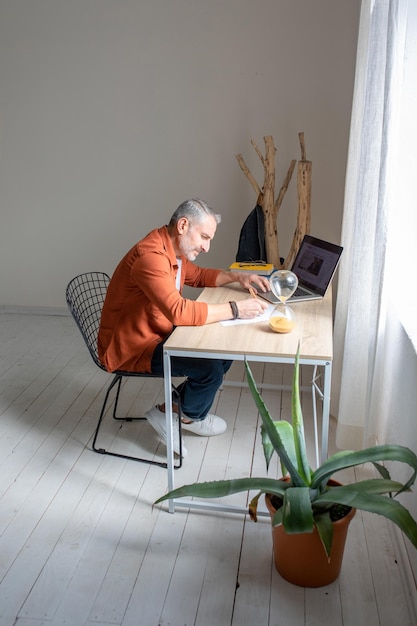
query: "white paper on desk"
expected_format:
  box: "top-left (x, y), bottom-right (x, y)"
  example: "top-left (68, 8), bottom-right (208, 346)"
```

top-left (220, 304), bottom-right (275, 326)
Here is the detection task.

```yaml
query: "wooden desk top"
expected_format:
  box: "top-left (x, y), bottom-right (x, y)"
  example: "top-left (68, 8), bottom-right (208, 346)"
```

top-left (164, 284), bottom-right (333, 362)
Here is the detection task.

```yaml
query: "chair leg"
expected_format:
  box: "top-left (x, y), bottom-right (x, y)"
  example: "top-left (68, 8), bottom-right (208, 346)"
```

top-left (91, 374), bottom-right (183, 469)
top-left (111, 375), bottom-right (144, 422)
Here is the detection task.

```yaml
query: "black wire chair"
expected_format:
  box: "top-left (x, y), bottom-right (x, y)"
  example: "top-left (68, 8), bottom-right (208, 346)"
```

top-left (65, 272), bottom-right (184, 468)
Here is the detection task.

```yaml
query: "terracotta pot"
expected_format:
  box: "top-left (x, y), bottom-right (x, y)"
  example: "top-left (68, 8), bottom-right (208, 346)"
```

top-left (265, 480), bottom-right (356, 587)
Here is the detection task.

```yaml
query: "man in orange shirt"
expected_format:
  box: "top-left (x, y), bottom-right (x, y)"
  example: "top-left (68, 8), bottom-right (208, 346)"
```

top-left (98, 198), bottom-right (269, 457)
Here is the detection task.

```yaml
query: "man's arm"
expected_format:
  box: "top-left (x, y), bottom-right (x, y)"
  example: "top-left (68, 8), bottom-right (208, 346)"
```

top-left (204, 271), bottom-right (270, 324)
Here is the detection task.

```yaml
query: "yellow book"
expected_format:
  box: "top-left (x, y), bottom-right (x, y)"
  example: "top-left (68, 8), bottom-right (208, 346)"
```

top-left (229, 261), bottom-right (274, 275)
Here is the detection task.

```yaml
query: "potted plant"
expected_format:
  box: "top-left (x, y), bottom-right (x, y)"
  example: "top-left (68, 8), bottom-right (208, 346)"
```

top-left (155, 345), bottom-right (417, 587)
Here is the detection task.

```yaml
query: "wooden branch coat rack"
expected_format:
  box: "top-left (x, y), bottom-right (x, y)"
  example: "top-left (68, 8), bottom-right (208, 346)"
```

top-left (236, 132), bottom-right (311, 269)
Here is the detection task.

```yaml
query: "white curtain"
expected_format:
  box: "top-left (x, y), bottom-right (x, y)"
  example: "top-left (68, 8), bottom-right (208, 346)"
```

top-left (332, 0), bottom-right (409, 450)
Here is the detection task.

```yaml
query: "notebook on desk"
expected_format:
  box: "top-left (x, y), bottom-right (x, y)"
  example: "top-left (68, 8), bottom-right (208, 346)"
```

top-left (259, 235), bottom-right (343, 304)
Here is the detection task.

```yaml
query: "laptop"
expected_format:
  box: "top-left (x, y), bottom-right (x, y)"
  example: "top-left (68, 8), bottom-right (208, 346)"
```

top-left (259, 235), bottom-right (343, 304)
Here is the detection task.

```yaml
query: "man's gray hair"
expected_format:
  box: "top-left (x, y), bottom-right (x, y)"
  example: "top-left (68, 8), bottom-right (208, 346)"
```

top-left (169, 198), bottom-right (221, 227)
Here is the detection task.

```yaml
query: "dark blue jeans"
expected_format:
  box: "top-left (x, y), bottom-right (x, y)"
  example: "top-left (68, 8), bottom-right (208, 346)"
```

top-left (151, 341), bottom-right (232, 420)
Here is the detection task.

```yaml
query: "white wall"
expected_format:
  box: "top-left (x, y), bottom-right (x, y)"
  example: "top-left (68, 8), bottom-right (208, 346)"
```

top-left (0, 0), bottom-right (360, 308)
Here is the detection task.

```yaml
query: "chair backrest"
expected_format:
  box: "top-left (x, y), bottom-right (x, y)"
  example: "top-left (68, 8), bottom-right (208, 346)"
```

top-left (66, 272), bottom-right (110, 370)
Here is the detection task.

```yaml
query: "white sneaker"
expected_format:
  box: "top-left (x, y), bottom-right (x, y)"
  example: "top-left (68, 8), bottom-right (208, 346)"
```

top-left (145, 405), bottom-right (188, 457)
top-left (181, 413), bottom-right (227, 437)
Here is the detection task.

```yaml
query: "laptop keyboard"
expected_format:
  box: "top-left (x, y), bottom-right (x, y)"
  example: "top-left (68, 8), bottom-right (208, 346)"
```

top-left (292, 287), bottom-right (310, 298)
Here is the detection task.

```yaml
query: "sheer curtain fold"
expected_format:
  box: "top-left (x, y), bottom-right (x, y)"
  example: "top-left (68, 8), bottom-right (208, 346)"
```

top-left (332, 0), bottom-right (409, 450)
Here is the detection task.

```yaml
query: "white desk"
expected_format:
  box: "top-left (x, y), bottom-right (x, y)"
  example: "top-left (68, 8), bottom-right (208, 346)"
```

top-left (162, 284), bottom-right (333, 514)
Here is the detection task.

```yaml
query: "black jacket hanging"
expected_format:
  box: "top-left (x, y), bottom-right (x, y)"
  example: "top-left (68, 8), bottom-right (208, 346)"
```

top-left (235, 205), bottom-right (266, 262)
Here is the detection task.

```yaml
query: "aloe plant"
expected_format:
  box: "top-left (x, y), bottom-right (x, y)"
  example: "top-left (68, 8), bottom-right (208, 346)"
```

top-left (155, 345), bottom-right (417, 557)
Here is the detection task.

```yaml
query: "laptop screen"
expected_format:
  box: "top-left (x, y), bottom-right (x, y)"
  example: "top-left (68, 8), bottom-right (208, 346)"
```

top-left (291, 235), bottom-right (343, 296)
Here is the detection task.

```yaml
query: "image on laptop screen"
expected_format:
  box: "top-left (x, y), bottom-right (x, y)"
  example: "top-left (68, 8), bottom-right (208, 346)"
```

top-left (292, 235), bottom-right (343, 297)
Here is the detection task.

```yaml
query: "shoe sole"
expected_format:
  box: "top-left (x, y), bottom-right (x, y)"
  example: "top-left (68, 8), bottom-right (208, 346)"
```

top-left (181, 423), bottom-right (226, 436)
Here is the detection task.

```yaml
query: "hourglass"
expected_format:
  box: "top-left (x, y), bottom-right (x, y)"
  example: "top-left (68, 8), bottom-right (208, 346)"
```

top-left (268, 270), bottom-right (298, 333)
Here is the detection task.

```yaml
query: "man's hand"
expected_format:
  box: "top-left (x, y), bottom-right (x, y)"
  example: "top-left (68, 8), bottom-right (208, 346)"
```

top-left (235, 296), bottom-right (269, 319)
top-left (234, 272), bottom-right (270, 293)
top-left (206, 270), bottom-right (270, 323)
top-left (215, 270), bottom-right (270, 293)
top-left (231, 273), bottom-right (270, 318)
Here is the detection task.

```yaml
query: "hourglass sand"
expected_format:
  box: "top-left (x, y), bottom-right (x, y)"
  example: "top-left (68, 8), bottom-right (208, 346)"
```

top-left (268, 270), bottom-right (298, 333)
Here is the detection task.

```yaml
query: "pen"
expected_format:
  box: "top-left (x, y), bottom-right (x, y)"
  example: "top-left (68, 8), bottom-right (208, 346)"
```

top-left (249, 287), bottom-right (258, 299)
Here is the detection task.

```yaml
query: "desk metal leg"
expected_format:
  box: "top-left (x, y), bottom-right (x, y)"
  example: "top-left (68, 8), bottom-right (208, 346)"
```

top-left (310, 362), bottom-right (331, 465)
top-left (163, 349), bottom-right (175, 513)
top-left (311, 365), bottom-right (320, 468)
top-left (321, 360), bottom-right (332, 463)
top-left (162, 351), bottom-right (332, 513)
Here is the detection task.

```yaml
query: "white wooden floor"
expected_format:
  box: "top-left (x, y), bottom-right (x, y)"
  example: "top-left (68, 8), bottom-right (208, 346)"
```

top-left (0, 312), bottom-right (416, 626)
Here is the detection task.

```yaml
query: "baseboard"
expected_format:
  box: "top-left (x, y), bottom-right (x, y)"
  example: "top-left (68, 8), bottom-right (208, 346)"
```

top-left (0, 305), bottom-right (70, 316)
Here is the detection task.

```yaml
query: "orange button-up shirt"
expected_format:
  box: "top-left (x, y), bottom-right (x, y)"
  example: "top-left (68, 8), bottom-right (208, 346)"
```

top-left (98, 226), bottom-right (221, 372)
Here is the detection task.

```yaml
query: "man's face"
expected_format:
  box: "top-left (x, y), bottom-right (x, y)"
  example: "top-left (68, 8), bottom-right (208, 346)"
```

top-left (177, 214), bottom-right (217, 261)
